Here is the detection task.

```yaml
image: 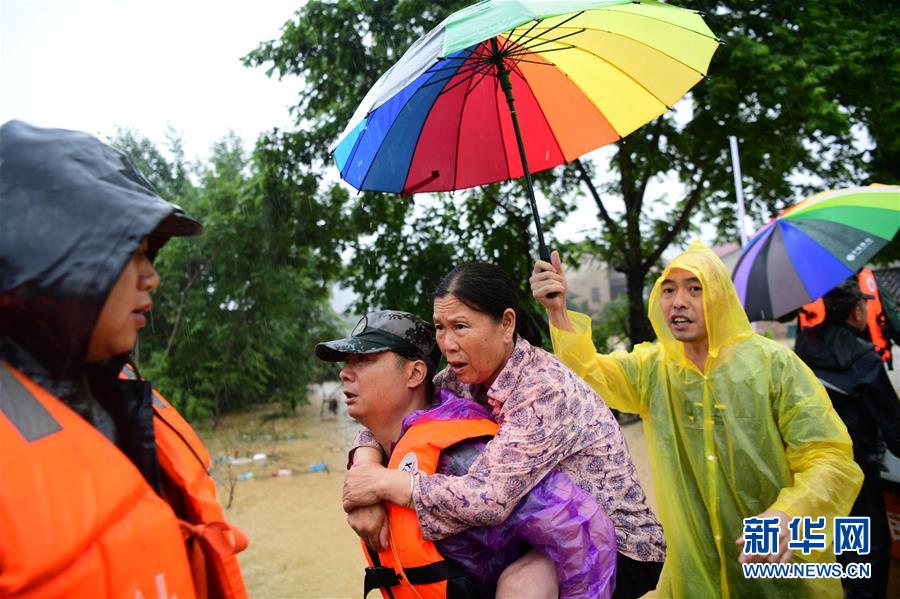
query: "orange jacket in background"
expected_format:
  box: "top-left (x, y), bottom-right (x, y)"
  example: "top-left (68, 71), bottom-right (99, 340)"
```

top-left (798, 268), bottom-right (891, 363)
top-left (857, 268), bottom-right (891, 363)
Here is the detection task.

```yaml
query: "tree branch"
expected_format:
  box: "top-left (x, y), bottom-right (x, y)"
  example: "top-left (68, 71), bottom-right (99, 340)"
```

top-left (484, 189), bottom-right (529, 227)
top-left (617, 149), bottom-right (643, 270)
top-left (618, 148), bottom-right (634, 211)
top-left (164, 265), bottom-right (203, 358)
top-left (493, 190), bottom-right (534, 259)
top-left (575, 158), bottom-right (620, 236)
top-left (637, 121), bottom-right (664, 205)
top-left (212, 312), bottom-right (245, 428)
top-left (641, 180), bottom-right (705, 271)
top-left (163, 242), bottom-right (226, 358)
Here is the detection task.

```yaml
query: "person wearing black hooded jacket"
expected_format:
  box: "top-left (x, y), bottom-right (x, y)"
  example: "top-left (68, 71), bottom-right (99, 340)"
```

top-left (795, 280), bottom-right (900, 599)
top-left (0, 121), bottom-right (247, 598)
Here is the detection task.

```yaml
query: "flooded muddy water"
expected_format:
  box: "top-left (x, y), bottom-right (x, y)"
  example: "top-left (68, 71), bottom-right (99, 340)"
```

top-left (202, 383), bottom-right (366, 598)
top-left (202, 383), bottom-right (657, 598)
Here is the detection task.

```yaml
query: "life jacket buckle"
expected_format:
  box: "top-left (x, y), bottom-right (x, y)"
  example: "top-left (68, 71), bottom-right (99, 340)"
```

top-left (363, 565), bottom-right (401, 596)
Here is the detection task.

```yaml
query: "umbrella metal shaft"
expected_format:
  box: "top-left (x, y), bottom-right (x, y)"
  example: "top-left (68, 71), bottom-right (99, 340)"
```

top-left (492, 39), bottom-right (551, 263)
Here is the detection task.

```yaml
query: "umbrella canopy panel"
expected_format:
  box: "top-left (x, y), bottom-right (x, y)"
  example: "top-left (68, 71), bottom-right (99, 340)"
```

top-left (733, 186), bottom-right (900, 321)
top-left (332, 0), bottom-right (719, 195)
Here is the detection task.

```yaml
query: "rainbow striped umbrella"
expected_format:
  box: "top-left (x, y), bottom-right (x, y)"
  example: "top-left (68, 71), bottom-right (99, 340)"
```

top-left (331, 0), bottom-right (719, 260)
top-left (733, 185), bottom-right (900, 321)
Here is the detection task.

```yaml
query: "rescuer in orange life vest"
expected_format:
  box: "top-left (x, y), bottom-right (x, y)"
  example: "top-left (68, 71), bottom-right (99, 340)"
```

top-left (799, 268), bottom-right (897, 368)
top-left (795, 281), bottom-right (900, 599)
top-left (315, 310), bottom-right (617, 599)
top-left (0, 120), bottom-right (247, 599)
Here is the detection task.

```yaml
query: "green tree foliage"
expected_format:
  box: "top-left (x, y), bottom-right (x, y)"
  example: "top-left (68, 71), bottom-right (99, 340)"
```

top-left (113, 130), bottom-right (342, 423)
top-left (689, 0), bottom-right (899, 232)
top-left (246, 0), bottom-right (897, 347)
top-left (688, 0), bottom-right (900, 263)
top-left (591, 295), bottom-right (630, 355)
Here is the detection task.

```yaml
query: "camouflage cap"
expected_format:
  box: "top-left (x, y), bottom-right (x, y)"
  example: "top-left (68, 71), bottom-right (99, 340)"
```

top-left (315, 310), bottom-right (441, 372)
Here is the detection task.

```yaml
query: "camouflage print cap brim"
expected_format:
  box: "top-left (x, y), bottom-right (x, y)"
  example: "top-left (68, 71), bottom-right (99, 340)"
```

top-left (314, 337), bottom-right (394, 363)
top-left (314, 310), bottom-right (441, 371)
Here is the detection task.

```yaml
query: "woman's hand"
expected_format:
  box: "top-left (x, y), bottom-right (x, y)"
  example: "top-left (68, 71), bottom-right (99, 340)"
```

top-left (530, 250), bottom-right (572, 331)
top-left (343, 463), bottom-right (414, 512)
top-left (343, 463), bottom-right (388, 511)
top-left (347, 503), bottom-right (391, 551)
top-left (345, 445), bottom-right (392, 549)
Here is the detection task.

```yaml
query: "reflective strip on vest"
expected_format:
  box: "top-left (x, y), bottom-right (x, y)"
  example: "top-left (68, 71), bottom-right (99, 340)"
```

top-left (0, 366), bottom-right (62, 442)
top-left (0, 363), bottom-right (197, 599)
top-left (121, 364), bottom-right (167, 408)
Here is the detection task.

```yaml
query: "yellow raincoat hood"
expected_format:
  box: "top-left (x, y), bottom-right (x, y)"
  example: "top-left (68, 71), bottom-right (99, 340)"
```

top-left (550, 240), bottom-right (863, 598)
top-left (648, 240), bottom-right (753, 369)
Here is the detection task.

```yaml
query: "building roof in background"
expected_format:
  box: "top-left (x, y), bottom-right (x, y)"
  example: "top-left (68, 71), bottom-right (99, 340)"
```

top-left (874, 267), bottom-right (900, 301)
top-left (711, 243), bottom-right (741, 259)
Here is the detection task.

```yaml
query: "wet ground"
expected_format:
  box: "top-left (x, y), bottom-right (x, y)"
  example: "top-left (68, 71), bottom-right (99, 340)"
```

top-left (203, 382), bottom-right (898, 598)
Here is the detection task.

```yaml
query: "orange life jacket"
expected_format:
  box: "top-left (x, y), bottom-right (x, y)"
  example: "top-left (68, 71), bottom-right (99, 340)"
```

top-left (362, 417), bottom-right (498, 599)
top-left (857, 268), bottom-right (891, 363)
top-left (0, 362), bottom-right (197, 599)
top-left (120, 365), bottom-right (249, 599)
top-left (798, 269), bottom-right (891, 363)
top-left (798, 298), bottom-right (825, 330)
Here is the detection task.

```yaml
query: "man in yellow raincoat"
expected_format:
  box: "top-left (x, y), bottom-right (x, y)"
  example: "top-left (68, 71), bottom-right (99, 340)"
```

top-left (531, 241), bottom-right (863, 598)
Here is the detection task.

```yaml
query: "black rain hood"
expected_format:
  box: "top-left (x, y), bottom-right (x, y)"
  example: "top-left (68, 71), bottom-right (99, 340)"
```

top-left (0, 120), bottom-right (202, 388)
top-left (794, 323), bottom-right (882, 391)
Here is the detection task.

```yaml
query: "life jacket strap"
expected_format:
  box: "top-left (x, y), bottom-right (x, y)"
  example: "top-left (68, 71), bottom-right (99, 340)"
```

top-left (403, 561), bottom-right (466, 585)
top-left (364, 565), bottom-right (402, 598)
top-left (179, 520), bottom-right (249, 599)
top-left (363, 545), bottom-right (470, 597)
top-left (364, 547), bottom-right (399, 599)
top-left (179, 520), bottom-right (249, 556)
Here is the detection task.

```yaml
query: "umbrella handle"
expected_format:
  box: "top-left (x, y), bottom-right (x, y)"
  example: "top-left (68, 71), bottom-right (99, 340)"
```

top-left (534, 214), bottom-right (556, 299)
top-left (538, 242), bottom-right (560, 300)
top-left (539, 241), bottom-right (551, 263)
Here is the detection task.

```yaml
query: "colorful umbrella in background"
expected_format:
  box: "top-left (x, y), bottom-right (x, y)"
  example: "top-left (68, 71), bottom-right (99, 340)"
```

top-left (331, 0), bottom-right (720, 260)
top-left (732, 185), bottom-right (900, 321)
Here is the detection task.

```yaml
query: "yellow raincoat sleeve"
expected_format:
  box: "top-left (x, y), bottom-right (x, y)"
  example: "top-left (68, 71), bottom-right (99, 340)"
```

top-left (767, 349), bottom-right (863, 520)
top-left (549, 310), bottom-right (651, 417)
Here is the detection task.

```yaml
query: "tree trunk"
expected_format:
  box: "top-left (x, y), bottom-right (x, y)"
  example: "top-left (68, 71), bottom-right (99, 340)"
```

top-left (624, 268), bottom-right (654, 348)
